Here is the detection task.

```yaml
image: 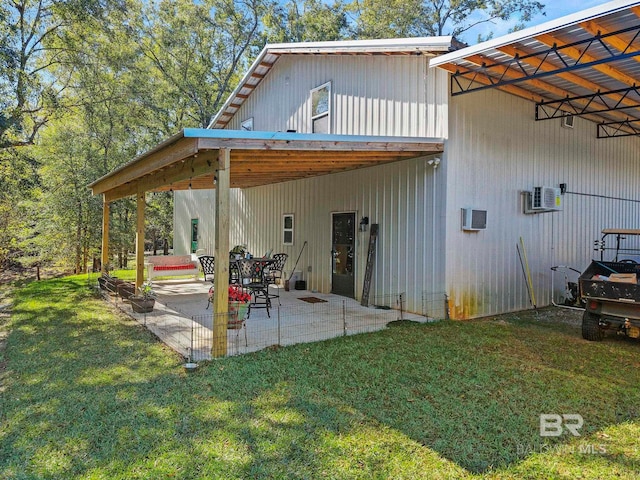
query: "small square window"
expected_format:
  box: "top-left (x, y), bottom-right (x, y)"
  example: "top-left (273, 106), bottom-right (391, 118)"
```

top-left (283, 214), bottom-right (294, 245)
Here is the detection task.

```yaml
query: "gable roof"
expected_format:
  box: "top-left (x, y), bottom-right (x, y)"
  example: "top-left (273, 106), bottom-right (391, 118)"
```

top-left (208, 37), bottom-right (459, 130)
top-left (430, 0), bottom-right (640, 137)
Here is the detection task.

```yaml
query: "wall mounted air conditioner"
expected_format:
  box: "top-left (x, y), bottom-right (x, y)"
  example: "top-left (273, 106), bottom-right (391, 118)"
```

top-left (531, 186), bottom-right (563, 211)
top-left (461, 208), bottom-right (487, 231)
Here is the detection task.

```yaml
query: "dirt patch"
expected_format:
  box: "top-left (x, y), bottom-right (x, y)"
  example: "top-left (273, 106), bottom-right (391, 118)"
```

top-left (0, 264), bottom-right (72, 285)
top-left (486, 306), bottom-right (582, 326)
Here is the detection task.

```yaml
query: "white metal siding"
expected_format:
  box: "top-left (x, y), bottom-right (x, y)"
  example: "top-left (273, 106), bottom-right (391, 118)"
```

top-left (445, 87), bottom-right (640, 318)
top-left (225, 55), bottom-right (449, 138)
top-left (174, 156), bottom-right (445, 314)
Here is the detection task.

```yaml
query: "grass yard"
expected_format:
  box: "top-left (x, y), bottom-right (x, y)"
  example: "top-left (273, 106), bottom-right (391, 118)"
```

top-left (1, 275), bottom-right (639, 479)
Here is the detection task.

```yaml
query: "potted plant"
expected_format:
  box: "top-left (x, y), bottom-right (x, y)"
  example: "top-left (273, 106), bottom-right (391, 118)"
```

top-left (130, 281), bottom-right (156, 313)
top-left (228, 285), bottom-right (251, 329)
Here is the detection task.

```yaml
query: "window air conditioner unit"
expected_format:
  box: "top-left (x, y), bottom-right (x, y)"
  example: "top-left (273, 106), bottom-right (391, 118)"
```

top-left (461, 208), bottom-right (487, 231)
top-left (531, 186), bottom-right (562, 211)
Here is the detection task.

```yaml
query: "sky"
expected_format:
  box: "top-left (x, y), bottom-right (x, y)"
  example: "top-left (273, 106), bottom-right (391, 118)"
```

top-left (458, 0), bottom-right (615, 44)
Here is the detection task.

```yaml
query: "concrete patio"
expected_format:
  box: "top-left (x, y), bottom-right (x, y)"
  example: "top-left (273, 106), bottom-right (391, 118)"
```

top-left (111, 279), bottom-right (426, 360)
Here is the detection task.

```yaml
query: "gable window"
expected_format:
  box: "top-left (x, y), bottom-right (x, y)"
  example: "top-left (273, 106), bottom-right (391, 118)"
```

top-left (311, 81), bottom-right (331, 134)
top-left (241, 117), bottom-right (253, 131)
top-left (283, 214), bottom-right (294, 245)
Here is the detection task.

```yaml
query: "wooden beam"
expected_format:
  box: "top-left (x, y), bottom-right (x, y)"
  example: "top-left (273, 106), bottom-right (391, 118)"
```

top-left (91, 137), bottom-right (198, 195)
top-left (463, 52), bottom-right (632, 123)
top-left (442, 63), bottom-right (614, 125)
top-left (497, 43), bottom-right (639, 111)
top-left (536, 32), bottom-right (639, 87)
top-left (104, 151), bottom-right (218, 202)
top-left (580, 19), bottom-right (640, 63)
top-left (212, 148), bottom-right (231, 357)
top-left (101, 197), bottom-right (110, 273)
top-left (197, 137), bottom-right (444, 153)
top-left (135, 191), bottom-right (146, 289)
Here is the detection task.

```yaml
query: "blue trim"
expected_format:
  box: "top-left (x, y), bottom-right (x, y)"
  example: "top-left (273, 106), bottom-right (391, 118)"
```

top-left (183, 128), bottom-right (442, 144)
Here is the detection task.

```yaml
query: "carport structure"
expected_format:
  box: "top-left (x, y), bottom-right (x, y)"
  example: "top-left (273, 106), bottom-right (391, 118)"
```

top-left (430, 0), bottom-right (640, 138)
top-left (88, 129), bottom-right (443, 356)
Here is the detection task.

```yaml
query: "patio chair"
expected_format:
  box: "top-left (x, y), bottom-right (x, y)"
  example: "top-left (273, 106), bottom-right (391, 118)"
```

top-left (198, 255), bottom-right (215, 282)
top-left (265, 253), bottom-right (288, 305)
top-left (198, 255), bottom-right (215, 309)
top-left (236, 258), bottom-right (271, 318)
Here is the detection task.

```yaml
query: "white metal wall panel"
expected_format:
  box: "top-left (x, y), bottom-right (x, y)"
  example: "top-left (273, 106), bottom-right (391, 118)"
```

top-left (444, 87), bottom-right (640, 319)
top-left (174, 157), bottom-right (445, 314)
top-left (225, 55), bottom-right (449, 138)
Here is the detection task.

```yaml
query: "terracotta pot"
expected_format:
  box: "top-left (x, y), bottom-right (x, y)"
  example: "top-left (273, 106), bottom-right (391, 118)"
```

top-left (130, 296), bottom-right (155, 313)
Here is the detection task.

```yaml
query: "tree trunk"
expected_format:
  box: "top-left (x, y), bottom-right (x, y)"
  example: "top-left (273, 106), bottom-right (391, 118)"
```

top-left (152, 229), bottom-right (157, 255)
top-left (75, 199), bottom-right (82, 274)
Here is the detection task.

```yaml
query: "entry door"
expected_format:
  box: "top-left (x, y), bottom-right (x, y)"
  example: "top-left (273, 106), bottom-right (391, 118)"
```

top-left (331, 212), bottom-right (355, 298)
top-left (190, 219), bottom-right (199, 253)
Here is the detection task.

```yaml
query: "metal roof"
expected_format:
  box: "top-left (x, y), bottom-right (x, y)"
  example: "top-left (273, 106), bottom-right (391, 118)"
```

top-left (430, 0), bottom-right (640, 138)
top-left (208, 37), bottom-right (459, 130)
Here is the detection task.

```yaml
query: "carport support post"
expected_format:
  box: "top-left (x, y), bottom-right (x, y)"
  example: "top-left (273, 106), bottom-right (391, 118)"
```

top-left (135, 191), bottom-right (146, 289)
top-left (101, 196), bottom-right (110, 274)
top-left (212, 148), bottom-right (230, 357)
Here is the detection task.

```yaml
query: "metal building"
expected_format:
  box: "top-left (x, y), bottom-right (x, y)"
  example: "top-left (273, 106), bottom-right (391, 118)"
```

top-left (94, 1), bottom-right (640, 320)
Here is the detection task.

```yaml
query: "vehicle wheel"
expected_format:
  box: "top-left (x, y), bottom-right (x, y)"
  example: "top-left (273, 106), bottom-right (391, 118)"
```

top-left (582, 311), bottom-right (604, 341)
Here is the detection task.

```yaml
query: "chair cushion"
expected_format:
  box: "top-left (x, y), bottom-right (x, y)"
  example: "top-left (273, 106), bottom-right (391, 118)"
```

top-left (153, 264), bottom-right (197, 271)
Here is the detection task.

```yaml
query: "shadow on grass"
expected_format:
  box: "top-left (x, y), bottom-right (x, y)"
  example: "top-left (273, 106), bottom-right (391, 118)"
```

top-left (1, 277), bottom-right (639, 478)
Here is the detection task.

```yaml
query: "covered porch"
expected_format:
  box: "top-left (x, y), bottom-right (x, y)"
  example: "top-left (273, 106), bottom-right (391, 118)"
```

top-left (105, 279), bottom-right (429, 360)
top-left (89, 129), bottom-right (444, 357)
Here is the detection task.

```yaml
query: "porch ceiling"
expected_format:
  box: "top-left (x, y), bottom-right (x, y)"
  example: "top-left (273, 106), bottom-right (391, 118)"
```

top-left (89, 129), bottom-right (444, 201)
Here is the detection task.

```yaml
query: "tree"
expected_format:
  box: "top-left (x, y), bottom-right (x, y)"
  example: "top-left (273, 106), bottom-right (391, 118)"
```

top-left (124, 0), bottom-right (271, 129)
top-left (0, 0), bottom-right (77, 149)
top-left (263, 0), bottom-right (348, 43)
top-left (0, 148), bottom-right (39, 268)
top-left (348, 0), bottom-right (544, 40)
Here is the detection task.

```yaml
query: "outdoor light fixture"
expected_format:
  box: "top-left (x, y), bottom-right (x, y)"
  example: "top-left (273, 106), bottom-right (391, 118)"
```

top-left (359, 216), bottom-right (369, 232)
top-left (427, 157), bottom-right (441, 169)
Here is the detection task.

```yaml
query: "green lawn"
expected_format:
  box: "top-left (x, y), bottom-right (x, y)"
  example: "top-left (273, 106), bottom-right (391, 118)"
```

top-left (1, 276), bottom-right (639, 479)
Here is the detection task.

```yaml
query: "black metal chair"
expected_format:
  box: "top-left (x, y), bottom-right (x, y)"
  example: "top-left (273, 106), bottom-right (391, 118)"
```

top-left (265, 253), bottom-right (288, 305)
top-left (198, 256), bottom-right (215, 309)
top-left (236, 259), bottom-right (272, 318)
top-left (198, 255), bottom-right (215, 282)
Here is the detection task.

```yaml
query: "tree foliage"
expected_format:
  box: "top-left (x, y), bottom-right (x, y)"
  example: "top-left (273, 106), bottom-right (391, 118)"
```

top-left (264, 0), bottom-right (348, 43)
top-left (348, 0), bottom-right (544, 39)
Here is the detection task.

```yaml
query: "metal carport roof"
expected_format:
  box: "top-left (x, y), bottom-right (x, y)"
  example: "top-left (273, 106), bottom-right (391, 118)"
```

top-left (429, 0), bottom-right (640, 138)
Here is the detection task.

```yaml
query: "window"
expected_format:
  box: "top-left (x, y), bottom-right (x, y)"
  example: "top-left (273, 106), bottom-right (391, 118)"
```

top-left (311, 81), bottom-right (331, 134)
top-left (283, 214), bottom-right (294, 245)
top-left (241, 117), bottom-right (253, 131)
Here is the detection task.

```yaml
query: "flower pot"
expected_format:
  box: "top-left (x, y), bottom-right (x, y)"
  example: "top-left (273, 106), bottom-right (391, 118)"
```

top-left (117, 282), bottom-right (136, 299)
top-left (228, 301), bottom-right (249, 329)
top-left (105, 278), bottom-right (124, 294)
top-left (130, 296), bottom-right (155, 313)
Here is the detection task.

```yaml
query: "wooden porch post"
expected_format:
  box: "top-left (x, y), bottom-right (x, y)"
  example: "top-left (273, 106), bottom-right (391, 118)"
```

top-left (212, 148), bottom-right (230, 357)
top-left (101, 196), bottom-right (110, 274)
top-left (135, 191), bottom-right (146, 289)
